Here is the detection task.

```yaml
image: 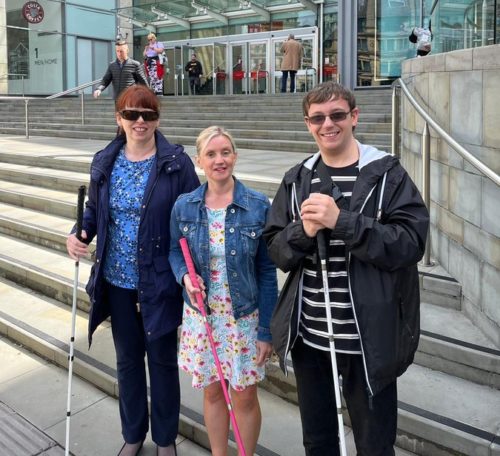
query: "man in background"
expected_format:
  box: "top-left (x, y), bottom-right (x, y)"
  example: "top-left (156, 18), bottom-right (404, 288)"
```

top-left (93, 40), bottom-right (148, 100)
top-left (184, 53), bottom-right (203, 95)
top-left (280, 34), bottom-right (303, 93)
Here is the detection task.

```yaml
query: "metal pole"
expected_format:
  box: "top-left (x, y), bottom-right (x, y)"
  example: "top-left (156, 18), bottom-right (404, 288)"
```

top-left (421, 122), bottom-right (432, 266)
top-left (24, 99), bottom-right (29, 139)
top-left (80, 92), bottom-right (84, 125)
top-left (22, 76), bottom-right (25, 98)
top-left (391, 84), bottom-right (400, 157)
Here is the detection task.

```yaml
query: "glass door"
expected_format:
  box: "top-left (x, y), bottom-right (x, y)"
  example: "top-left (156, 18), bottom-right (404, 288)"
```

top-left (230, 43), bottom-right (248, 95)
top-left (271, 34), bottom-right (317, 94)
top-left (164, 46), bottom-right (180, 96)
top-left (249, 41), bottom-right (268, 94)
top-left (213, 42), bottom-right (227, 95)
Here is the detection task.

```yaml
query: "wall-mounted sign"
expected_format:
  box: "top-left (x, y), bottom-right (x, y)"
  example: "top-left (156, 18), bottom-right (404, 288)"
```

top-left (22, 2), bottom-right (45, 24)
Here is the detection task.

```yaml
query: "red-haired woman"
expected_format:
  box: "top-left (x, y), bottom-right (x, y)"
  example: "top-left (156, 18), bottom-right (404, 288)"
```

top-left (66, 85), bottom-right (199, 456)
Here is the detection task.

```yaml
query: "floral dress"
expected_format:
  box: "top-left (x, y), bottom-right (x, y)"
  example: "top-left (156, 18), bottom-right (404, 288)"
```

top-left (178, 207), bottom-right (265, 391)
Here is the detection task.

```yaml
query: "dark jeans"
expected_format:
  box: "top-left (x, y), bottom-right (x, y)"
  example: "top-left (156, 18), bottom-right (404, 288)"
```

top-left (281, 70), bottom-right (297, 93)
top-left (188, 76), bottom-right (200, 94)
top-left (291, 338), bottom-right (397, 456)
top-left (108, 283), bottom-right (180, 446)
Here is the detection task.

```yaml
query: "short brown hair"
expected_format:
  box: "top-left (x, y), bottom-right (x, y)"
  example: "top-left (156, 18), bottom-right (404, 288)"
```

top-left (115, 85), bottom-right (160, 113)
top-left (302, 81), bottom-right (356, 117)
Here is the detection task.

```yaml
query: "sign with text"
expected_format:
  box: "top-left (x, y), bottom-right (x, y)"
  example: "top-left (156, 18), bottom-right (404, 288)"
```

top-left (22, 2), bottom-right (45, 24)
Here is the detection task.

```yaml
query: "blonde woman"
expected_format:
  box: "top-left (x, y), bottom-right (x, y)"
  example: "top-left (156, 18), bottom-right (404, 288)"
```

top-left (169, 126), bottom-right (278, 455)
top-left (143, 33), bottom-right (165, 95)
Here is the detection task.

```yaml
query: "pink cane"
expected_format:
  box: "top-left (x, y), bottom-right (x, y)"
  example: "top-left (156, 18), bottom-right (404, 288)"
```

top-left (179, 238), bottom-right (247, 456)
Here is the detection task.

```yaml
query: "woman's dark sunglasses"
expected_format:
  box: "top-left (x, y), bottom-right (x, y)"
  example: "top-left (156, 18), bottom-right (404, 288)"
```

top-left (119, 110), bottom-right (159, 121)
top-left (306, 110), bottom-right (352, 125)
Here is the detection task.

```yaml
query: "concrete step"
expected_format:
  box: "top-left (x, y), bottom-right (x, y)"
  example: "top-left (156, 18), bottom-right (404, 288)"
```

top-left (0, 118), bottom-right (391, 134)
top-left (0, 180), bottom-right (81, 219)
top-left (21, 123), bottom-right (391, 145)
top-left (0, 274), bottom-right (498, 456)
top-left (0, 128), bottom-right (390, 154)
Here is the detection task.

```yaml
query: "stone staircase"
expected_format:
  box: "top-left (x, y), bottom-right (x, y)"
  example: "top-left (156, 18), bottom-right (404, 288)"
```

top-left (0, 90), bottom-right (392, 154)
top-left (0, 91), bottom-right (499, 455)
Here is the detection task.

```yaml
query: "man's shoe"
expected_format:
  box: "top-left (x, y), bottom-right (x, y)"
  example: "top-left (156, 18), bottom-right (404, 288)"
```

top-left (117, 440), bottom-right (144, 456)
top-left (156, 442), bottom-right (177, 456)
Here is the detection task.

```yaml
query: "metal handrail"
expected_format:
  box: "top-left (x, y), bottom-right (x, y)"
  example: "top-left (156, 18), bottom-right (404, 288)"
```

top-left (46, 79), bottom-right (100, 99)
top-left (393, 77), bottom-right (500, 265)
top-left (395, 78), bottom-right (499, 185)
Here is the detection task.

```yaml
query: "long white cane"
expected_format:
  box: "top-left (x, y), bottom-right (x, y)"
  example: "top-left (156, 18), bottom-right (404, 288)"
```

top-left (318, 230), bottom-right (347, 456)
top-left (65, 185), bottom-right (86, 456)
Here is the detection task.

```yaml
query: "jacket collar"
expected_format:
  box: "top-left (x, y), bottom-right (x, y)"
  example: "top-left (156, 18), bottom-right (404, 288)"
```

top-left (283, 141), bottom-right (398, 185)
top-left (185, 177), bottom-right (250, 210)
top-left (91, 130), bottom-right (185, 177)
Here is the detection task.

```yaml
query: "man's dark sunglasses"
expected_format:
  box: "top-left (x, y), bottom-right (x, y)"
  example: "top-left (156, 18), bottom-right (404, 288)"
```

top-left (119, 110), bottom-right (159, 121)
top-left (306, 110), bottom-right (353, 125)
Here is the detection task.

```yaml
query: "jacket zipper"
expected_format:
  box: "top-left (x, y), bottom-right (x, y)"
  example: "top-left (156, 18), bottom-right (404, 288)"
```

top-left (347, 183), bottom-right (378, 398)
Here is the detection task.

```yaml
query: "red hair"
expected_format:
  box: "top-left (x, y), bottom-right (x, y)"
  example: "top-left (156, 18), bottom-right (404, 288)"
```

top-left (115, 85), bottom-right (160, 113)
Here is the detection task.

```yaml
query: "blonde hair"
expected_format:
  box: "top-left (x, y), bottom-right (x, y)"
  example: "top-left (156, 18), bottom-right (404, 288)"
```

top-left (147, 33), bottom-right (157, 41)
top-left (196, 126), bottom-right (237, 156)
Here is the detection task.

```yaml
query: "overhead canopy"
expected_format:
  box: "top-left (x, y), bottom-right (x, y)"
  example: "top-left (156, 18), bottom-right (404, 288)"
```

top-left (114, 0), bottom-right (317, 31)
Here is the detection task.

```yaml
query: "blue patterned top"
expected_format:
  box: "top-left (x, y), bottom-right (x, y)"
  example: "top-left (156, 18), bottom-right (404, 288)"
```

top-left (103, 148), bottom-right (155, 289)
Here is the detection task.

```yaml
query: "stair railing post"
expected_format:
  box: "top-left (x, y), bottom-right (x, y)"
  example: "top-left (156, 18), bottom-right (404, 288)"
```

top-left (391, 82), bottom-right (400, 157)
top-left (80, 91), bottom-right (85, 125)
top-left (421, 121), bottom-right (432, 266)
top-left (24, 99), bottom-right (30, 139)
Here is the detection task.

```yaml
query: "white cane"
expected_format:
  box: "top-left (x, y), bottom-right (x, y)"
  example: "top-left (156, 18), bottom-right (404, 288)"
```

top-left (318, 230), bottom-right (347, 456)
top-left (65, 185), bottom-right (86, 456)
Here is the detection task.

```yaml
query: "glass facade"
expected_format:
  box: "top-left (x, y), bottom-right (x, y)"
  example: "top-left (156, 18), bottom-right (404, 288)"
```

top-left (1, 0), bottom-right (498, 95)
top-left (2, 0), bottom-right (116, 96)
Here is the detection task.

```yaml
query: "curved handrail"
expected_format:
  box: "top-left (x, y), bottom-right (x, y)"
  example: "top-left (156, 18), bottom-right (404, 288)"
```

top-left (46, 79), bottom-right (100, 99)
top-left (396, 78), bottom-right (500, 186)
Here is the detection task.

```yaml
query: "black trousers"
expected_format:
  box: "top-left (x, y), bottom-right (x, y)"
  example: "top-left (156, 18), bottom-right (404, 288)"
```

top-left (281, 70), bottom-right (297, 93)
top-left (108, 283), bottom-right (180, 446)
top-left (291, 338), bottom-right (397, 456)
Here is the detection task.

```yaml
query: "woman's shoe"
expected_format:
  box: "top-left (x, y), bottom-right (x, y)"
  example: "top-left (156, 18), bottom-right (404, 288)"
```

top-left (156, 442), bottom-right (177, 456)
top-left (117, 440), bottom-right (144, 456)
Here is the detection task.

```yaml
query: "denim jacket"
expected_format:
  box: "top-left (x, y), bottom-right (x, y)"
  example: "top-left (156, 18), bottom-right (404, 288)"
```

top-left (169, 178), bottom-right (278, 342)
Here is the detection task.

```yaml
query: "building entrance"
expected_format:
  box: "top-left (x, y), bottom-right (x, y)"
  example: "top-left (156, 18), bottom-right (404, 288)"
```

top-left (162, 27), bottom-right (318, 96)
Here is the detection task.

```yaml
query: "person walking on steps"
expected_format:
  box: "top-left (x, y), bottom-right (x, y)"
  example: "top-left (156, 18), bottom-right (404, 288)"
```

top-left (169, 126), bottom-right (278, 456)
top-left (280, 34), bottom-right (303, 93)
top-left (263, 81), bottom-right (429, 456)
top-left (93, 40), bottom-right (147, 100)
top-left (143, 33), bottom-right (166, 95)
top-left (184, 53), bottom-right (203, 95)
top-left (66, 85), bottom-right (200, 456)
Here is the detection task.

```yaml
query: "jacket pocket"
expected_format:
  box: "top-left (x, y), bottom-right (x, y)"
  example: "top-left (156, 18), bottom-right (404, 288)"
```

top-left (240, 226), bottom-right (263, 257)
top-left (86, 264), bottom-right (97, 299)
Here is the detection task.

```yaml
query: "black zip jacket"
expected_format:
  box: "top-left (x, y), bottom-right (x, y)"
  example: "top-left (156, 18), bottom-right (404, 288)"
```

top-left (81, 131), bottom-right (200, 346)
top-left (97, 58), bottom-right (148, 99)
top-left (263, 143), bottom-right (429, 396)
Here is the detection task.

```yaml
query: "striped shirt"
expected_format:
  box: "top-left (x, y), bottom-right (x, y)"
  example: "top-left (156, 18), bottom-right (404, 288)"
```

top-left (299, 159), bottom-right (362, 354)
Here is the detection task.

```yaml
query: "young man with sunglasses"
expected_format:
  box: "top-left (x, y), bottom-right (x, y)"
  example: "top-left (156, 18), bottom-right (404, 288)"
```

top-left (263, 81), bottom-right (429, 456)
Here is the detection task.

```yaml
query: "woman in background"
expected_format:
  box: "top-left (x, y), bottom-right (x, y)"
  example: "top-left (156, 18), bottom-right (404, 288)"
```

top-left (144, 33), bottom-right (165, 95)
